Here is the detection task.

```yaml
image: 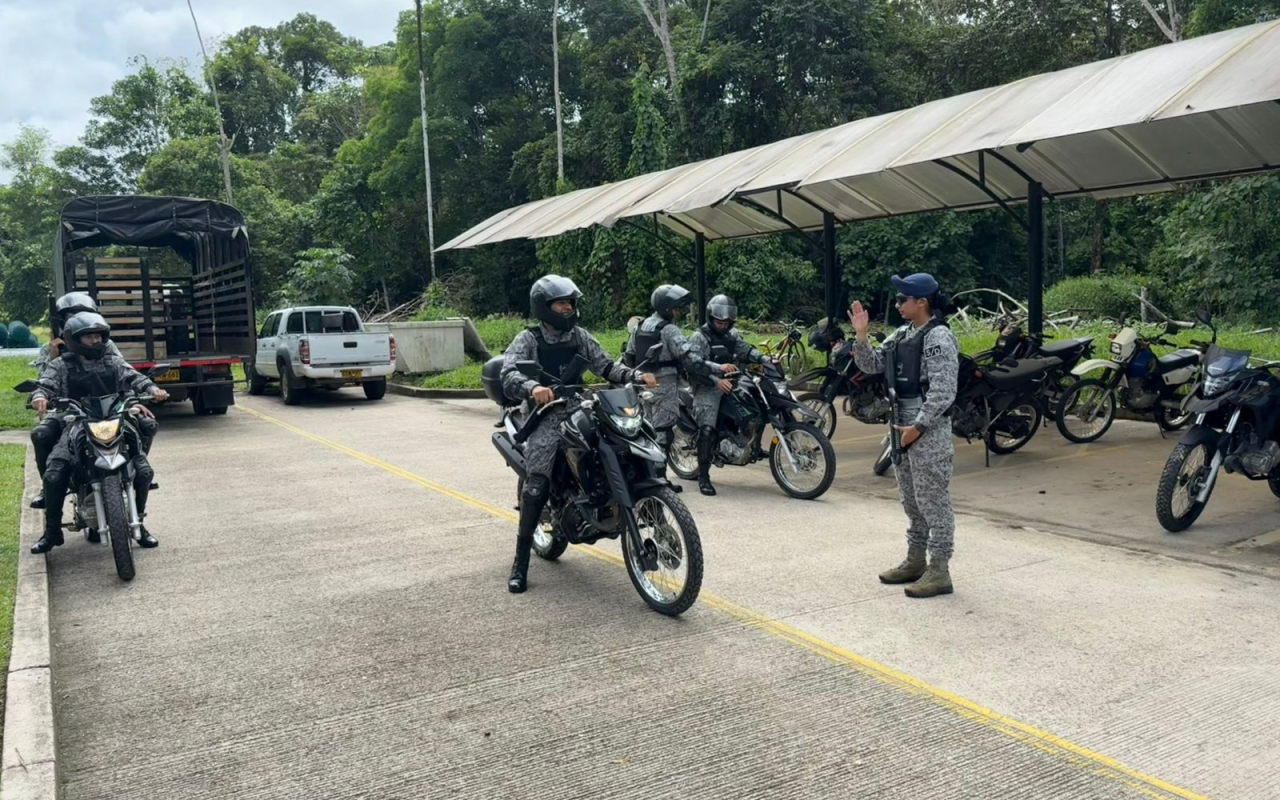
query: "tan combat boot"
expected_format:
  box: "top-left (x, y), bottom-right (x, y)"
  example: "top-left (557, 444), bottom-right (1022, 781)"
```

top-left (904, 555), bottom-right (953, 598)
top-left (878, 547), bottom-right (926, 584)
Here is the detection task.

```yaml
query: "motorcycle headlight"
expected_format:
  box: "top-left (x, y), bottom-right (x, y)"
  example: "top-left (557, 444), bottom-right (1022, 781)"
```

top-left (773, 380), bottom-right (791, 397)
top-left (610, 411), bottom-right (644, 438)
top-left (1203, 376), bottom-right (1231, 397)
top-left (88, 419), bottom-right (121, 443)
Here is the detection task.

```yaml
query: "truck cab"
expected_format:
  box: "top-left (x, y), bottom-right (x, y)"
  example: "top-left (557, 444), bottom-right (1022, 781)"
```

top-left (248, 306), bottom-right (396, 404)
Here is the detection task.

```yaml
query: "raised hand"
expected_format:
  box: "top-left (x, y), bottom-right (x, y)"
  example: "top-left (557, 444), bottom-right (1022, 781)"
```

top-left (848, 300), bottom-right (870, 338)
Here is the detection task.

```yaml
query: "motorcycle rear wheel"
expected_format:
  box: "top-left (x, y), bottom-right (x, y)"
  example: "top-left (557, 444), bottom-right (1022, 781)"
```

top-left (987, 401), bottom-right (1043, 455)
top-left (516, 478), bottom-right (568, 561)
top-left (624, 487), bottom-right (703, 616)
top-left (102, 475), bottom-right (135, 582)
top-left (667, 427), bottom-right (700, 481)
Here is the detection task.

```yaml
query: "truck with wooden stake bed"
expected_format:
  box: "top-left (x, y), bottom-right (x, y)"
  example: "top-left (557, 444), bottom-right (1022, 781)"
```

top-left (53, 196), bottom-right (256, 416)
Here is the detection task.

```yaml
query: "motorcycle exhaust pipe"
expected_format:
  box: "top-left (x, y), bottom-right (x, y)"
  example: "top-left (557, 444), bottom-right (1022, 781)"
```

top-left (491, 432), bottom-right (527, 479)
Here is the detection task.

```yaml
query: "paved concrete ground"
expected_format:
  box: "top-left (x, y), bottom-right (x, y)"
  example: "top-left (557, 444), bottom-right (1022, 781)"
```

top-left (43, 389), bottom-right (1280, 799)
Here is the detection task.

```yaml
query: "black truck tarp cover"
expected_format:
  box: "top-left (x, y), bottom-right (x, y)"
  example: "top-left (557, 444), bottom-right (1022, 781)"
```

top-left (53, 195), bottom-right (250, 294)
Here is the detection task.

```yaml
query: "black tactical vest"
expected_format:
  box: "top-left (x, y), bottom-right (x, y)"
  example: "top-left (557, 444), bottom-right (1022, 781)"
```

top-left (63, 356), bottom-right (117, 401)
top-left (530, 327), bottom-right (585, 386)
top-left (699, 326), bottom-right (737, 364)
top-left (629, 318), bottom-right (679, 369)
top-left (891, 319), bottom-right (946, 400)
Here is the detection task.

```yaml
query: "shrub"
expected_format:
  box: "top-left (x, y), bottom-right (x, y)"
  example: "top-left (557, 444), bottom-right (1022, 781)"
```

top-left (1043, 276), bottom-right (1169, 323)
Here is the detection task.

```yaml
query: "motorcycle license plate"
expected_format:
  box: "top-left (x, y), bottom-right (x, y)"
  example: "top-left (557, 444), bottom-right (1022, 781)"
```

top-left (341, 369), bottom-right (363, 379)
top-left (156, 370), bottom-right (181, 383)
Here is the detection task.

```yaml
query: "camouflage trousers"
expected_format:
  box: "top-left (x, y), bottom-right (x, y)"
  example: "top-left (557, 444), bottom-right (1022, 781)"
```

top-left (643, 372), bottom-right (681, 431)
top-left (893, 412), bottom-right (955, 559)
top-left (691, 387), bottom-right (723, 429)
top-left (523, 408), bottom-right (569, 478)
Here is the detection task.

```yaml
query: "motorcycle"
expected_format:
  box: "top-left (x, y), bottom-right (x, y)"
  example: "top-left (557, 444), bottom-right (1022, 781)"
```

top-left (1155, 311), bottom-right (1280, 532)
top-left (790, 325), bottom-right (890, 439)
top-left (484, 347), bottom-right (703, 616)
top-left (1055, 320), bottom-right (1203, 444)
top-left (16, 368), bottom-right (169, 582)
top-left (873, 351), bottom-right (1063, 475)
top-left (978, 318), bottom-right (1096, 423)
top-left (668, 352), bottom-right (837, 499)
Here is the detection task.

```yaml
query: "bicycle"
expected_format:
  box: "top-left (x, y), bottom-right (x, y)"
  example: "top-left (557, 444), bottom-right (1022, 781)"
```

top-left (759, 319), bottom-right (810, 377)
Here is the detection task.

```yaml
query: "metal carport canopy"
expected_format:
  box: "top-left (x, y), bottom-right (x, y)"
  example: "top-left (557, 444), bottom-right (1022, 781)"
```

top-left (438, 18), bottom-right (1280, 252)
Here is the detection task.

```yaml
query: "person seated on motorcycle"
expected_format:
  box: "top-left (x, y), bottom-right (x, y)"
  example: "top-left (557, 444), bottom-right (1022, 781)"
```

top-left (499, 275), bottom-right (657, 594)
top-left (29, 312), bottom-right (169, 554)
top-left (686, 294), bottom-right (768, 496)
top-left (30, 292), bottom-right (158, 509)
top-left (620, 284), bottom-right (723, 456)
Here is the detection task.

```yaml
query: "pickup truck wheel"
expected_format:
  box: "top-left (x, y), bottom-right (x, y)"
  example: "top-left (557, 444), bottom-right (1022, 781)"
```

top-left (280, 362), bottom-right (306, 406)
top-left (247, 359), bottom-right (268, 395)
top-left (363, 379), bottom-right (387, 401)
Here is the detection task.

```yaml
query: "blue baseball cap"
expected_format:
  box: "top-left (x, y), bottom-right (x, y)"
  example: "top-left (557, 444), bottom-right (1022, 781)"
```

top-left (891, 273), bottom-right (939, 298)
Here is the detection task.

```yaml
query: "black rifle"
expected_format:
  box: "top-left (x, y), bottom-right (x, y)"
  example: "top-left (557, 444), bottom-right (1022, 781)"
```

top-left (884, 339), bottom-right (905, 465)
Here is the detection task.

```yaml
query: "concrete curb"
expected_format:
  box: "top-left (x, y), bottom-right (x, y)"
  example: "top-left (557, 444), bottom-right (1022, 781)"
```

top-left (388, 382), bottom-right (487, 400)
top-left (2, 447), bottom-right (59, 800)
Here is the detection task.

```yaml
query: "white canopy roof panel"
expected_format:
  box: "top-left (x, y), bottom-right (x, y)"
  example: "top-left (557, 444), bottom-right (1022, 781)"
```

top-left (438, 19), bottom-right (1280, 252)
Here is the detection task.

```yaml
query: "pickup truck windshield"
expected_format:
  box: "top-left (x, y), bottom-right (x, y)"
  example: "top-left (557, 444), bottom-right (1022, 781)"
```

top-left (304, 310), bottom-right (361, 333)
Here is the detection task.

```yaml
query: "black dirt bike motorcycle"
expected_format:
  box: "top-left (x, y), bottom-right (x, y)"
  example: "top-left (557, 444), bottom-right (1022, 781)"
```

top-left (668, 353), bottom-right (837, 499)
top-left (483, 348), bottom-right (703, 616)
top-left (17, 368), bottom-right (168, 581)
top-left (873, 352), bottom-right (1063, 475)
top-left (1155, 311), bottom-right (1280, 532)
top-left (980, 319), bottom-right (1095, 424)
top-left (789, 325), bottom-right (890, 439)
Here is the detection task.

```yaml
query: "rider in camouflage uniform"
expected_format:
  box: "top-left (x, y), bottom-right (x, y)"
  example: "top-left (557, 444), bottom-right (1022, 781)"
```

top-left (30, 313), bottom-right (168, 554)
top-left (499, 275), bottom-right (655, 594)
top-left (850, 273), bottom-right (960, 598)
top-left (686, 295), bottom-right (766, 496)
top-left (30, 292), bottom-right (158, 509)
top-left (620, 284), bottom-right (721, 457)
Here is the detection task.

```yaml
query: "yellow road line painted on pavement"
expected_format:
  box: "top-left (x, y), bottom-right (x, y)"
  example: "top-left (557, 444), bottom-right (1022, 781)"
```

top-left (238, 403), bottom-right (1216, 800)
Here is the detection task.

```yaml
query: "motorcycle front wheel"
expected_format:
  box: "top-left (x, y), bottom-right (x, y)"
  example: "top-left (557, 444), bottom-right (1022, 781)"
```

top-left (101, 475), bottom-right (135, 582)
top-left (769, 423), bottom-right (836, 499)
top-left (795, 393), bottom-right (836, 438)
top-left (1055, 378), bottom-right (1117, 443)
top-left (624, 487), bottom-right (703, 616)
top-left (1156, 442), bottom-right (1214, 532)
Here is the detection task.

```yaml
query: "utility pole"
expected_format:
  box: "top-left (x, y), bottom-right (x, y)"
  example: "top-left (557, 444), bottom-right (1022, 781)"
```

top-left (187, 0), bottom-right (234, 205)
top-left (415, 0), bottom-right (438, 281)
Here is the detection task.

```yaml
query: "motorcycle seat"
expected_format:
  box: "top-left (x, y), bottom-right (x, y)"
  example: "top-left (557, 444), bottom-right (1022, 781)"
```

top-left (983, 356), bottom-right (1063, 389)
top-left (1039, 337), bottom-right (1093, 358)
top-left (1156, 350), bottom-right (1200, 373)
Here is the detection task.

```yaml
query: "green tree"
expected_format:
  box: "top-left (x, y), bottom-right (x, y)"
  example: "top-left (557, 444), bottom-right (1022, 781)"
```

top-left (277, 247), bottom-right (357, 306)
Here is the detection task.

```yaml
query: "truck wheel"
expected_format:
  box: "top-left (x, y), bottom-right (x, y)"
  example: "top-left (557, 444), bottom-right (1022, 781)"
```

top-left (191, 390), bottom-right (210, 416)
top-left (247, 359), bottom-right (268, 395)
top-left (280, 362), bottom-right (305, 406)
top-left (210, 405), bottom-right (229, 415)
top-left (364, 379), bottom-right (387, 401)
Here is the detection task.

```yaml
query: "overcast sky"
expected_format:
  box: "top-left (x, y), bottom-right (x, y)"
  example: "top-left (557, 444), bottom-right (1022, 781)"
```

top-left (0, 0), bottom-right (408, 181)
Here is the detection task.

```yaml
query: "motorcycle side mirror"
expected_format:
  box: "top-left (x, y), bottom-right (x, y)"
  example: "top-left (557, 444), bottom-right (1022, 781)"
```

top-left (13, 380), bottom-right (38, 393)
top-left (1195, 309), bottom-right (1213, 327)
top-left (516, 360), bottom-right (541, 378)
top-left (644, 343), bottom-right (664, 362)
top-left (147, 362), bottom-right (174, 378)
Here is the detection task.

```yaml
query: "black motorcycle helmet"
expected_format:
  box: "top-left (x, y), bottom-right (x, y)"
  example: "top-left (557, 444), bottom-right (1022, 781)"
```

top-left (651, 284), bottom-right (693, 321)
top-left (706, 294), bottom-right (738, 331)
top-left (62, 312), bottom-right (112, 360)
top-left (808, 318), bottom-right (845, 352)
top-left (529, 274), bottom-right (583, 332)
top-left (54, 291), bottom-right (97, 335)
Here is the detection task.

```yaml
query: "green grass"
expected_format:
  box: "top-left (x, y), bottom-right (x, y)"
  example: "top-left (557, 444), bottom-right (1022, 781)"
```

top-left (0, 357), bottom-right (37, 431)
top-left (405, 316), bottom-right (778, 390)
top-left (950, 320), bottom-right (1280, 363)
top-left (0, 442), bottom-right (30, 739)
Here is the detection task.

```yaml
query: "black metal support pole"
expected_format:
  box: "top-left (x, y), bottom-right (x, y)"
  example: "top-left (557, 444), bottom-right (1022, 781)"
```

top-left (695, 232), bottom-right (707, 326)
top-left (823, 211), bottom-right (838, 322)
top-left (1027, 182), bottom-right (1045, 337)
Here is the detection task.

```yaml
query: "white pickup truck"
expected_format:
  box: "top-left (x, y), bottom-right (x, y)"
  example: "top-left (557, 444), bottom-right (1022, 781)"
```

top-left (246, 306), bottom-right (396, 405)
